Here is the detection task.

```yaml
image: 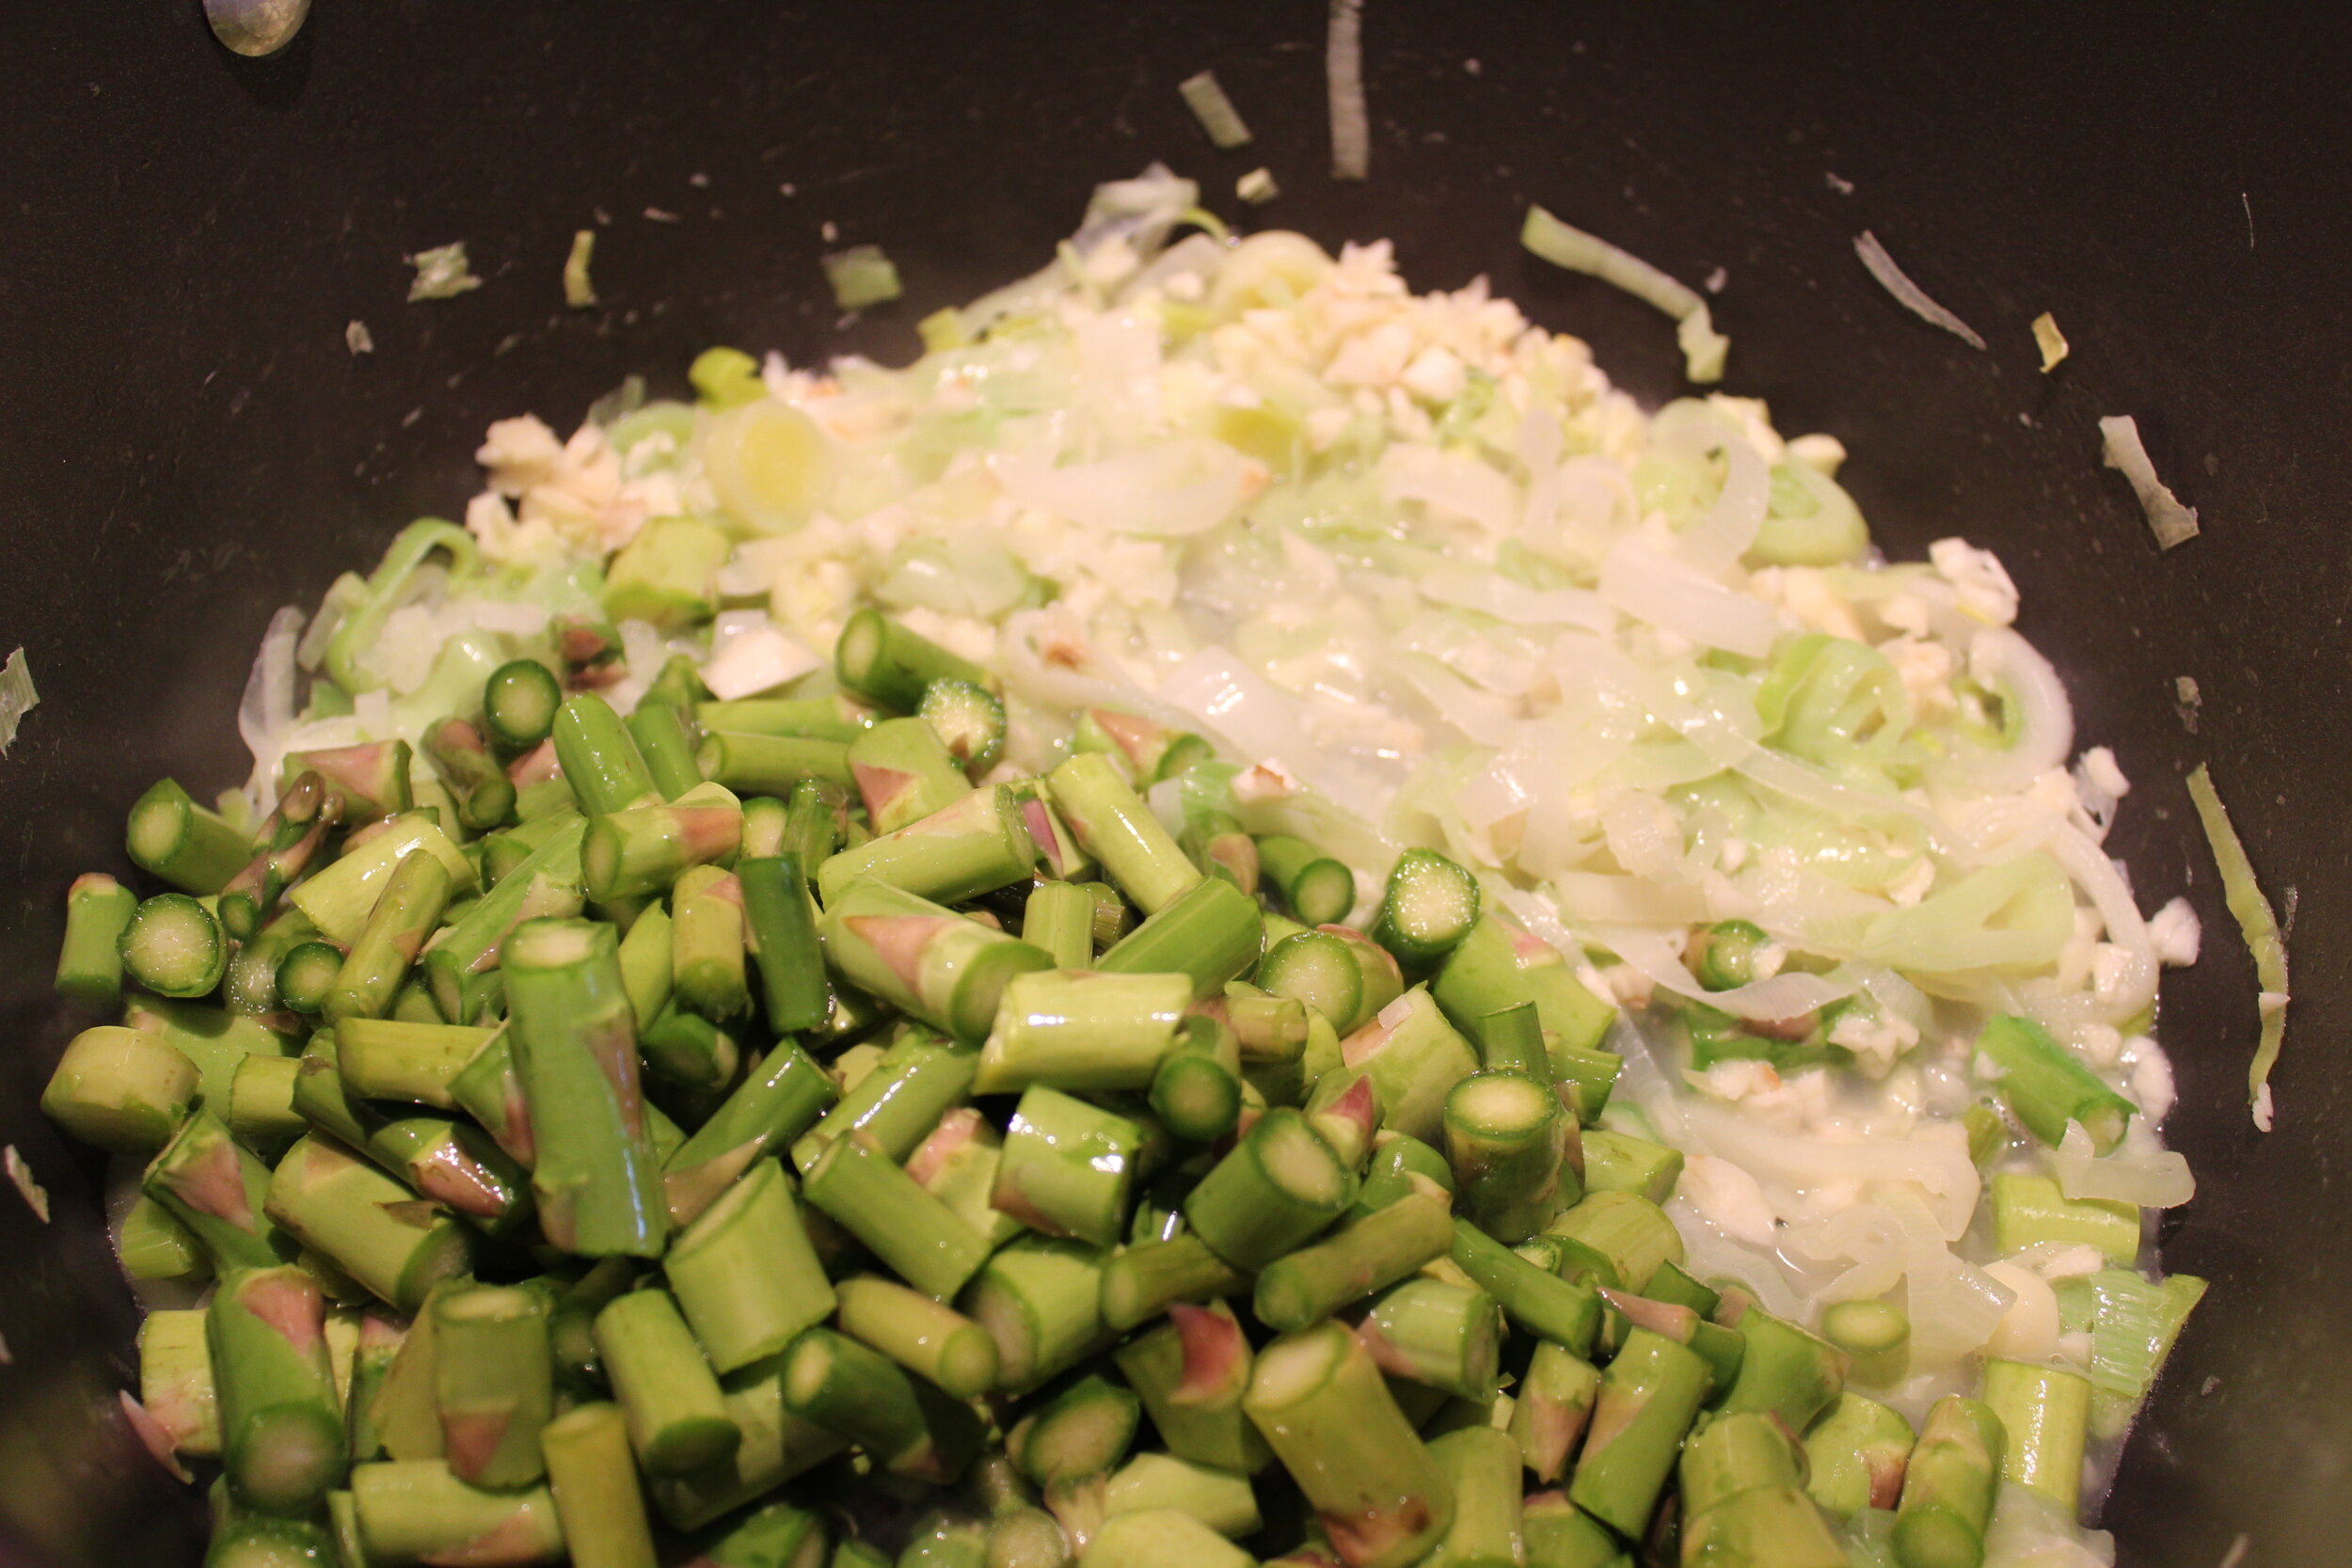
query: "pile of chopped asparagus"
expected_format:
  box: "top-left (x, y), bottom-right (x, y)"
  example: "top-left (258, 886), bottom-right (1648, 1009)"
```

top-left (44, 595), bottom-right (2191, 1568)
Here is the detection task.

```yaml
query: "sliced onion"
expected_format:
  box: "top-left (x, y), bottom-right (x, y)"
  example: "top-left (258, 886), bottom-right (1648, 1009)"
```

top-left (2099, 415), bottom-right (2200, 550)
top-left (1326, 0), bottom-right (1369, 182)
top-left (1597, 538), bottom-right (1782, 657)
top-left (1852, 230), bottom-right (1986, 351)
top-left (1379, 445), bottom-right (1521, 537)
top-left (2056, 1122), bottom-right (2195, 1209)
top-left (1931, 627), bottom-right (2074, 797)
top-left (998, 439), bottom-right (1246, 538)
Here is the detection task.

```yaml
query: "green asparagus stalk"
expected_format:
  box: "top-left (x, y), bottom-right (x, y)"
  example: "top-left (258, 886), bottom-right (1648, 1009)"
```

top-left (1519, 1492), bottom-right (1620, 1568)
top-left (1577, 1130), bottom-right (1682, 1204)
top-left (503, 918), bottom-right (669, 1255)
top-left (422, 718), bottom-right (519, 832)
top-left (119, 892), bottom-right (229, 999)
top-left (803, 1130), bottom-right (993, 1301)
top-left (625, 698), bottom-right (704, 802)
top-left (698, 731), bottom-right (857, 796)
top-left (670, 864), bottom-right (752, 1020)
top-left (349, 1460), bottom-right (564, 1565)
top-left (1357, 1278), bottom-right (1503, 1402)
top-left (638, 1003), bottom-right (742, 1091)
top-left (1544, 1192), bottom-right (1685, 1295)
top-left (1804, 1392), bottom-right (1915, 1518)
top-left (1115, 1305), bottom-right (1272, 1475)
top-left (1095, 876), bottom-right (1265, 999)
top-left (1103, 1450), bottom-right (1259, 1538)
top-left (119, 1190), bottom-right (212, 1282)
top-left (666, 1159), bottom-right (837, 1373)
top-left (646, 1370), bottom-right (847, 1533)
top-left (818, 879), bottom-right (1053, 1043)
top-left (1243, 1320), bottom-right (1455, 1568)
top-left (663, 1043), bottom-right (838, 1226)
top-left (595, 1288), bottom-right (740, 1476)
top-left (834, 608), bottom-right (992, 713)
top-left (284, 740), bottom-right (414, 821)
top-left (907, 1106), bottom-right (1027, 1250)
top-left (1256, 931), bottom-right (1364, 1036)
top-left (145, 1108), bottom-right (294, 1270)
top-left (1988, 1173), bottom-right (2140, 1263)
top-left (1821, 1299), bottom-right (1911, 1389)
top-left (1679, 1410), bottom-right (1805, 1516)
top-left (1422, 1426), bottom-right (1522, 1568)
top-left (552, 691), bottom-right (660, 816)
top-left (580, 781), bottom-right (744, 901)
top-left (421, 816), bottom-right (587, 1021)
top-left (210, 1264), bottom-right (349, 1513)
top-left (334, 1019), bottom-right (494, 1110)
top-left (1073, 708), bottom-right (1214, 785)
top-left (1003, 780), bottom-right (1095, 884)
top-left (228, 1053), bottom-right (309, 1143)
top-left (1505, 1340), bottom-right (1599, 1485)
top-left (1565, 1326), bottom-right (1709, 1538)
top-left (538, 1402), bottom-right (658, 1568)
top-left (205, 1513), bottom-right (343, 1567)
top-left (1253, 1189), bottom-right (1454, 1332)
top-left (1452, 1217), bottom-right (1603, 1357)
top-left (961, 1235), bottom-right (1113, 1392)
top-left (1975, 1014), bottom-right (2136, 1153)
top-left (738, 852), bottom-right (832, 1032)
top-left (432, 1284), bottom-right (553, 1490)
top-left (482, 657), bottom-right (564, 751)
top-left (1891, 1396), bottom-right (2005, 1568)
top-left (1151, 1017), bottom-right (1245, 1144)
top-left (1430, 915), bottom-right (1617, 1092)
top-left (976, 970), bottom-right (1189, 1094)
top-left (446, 1032), bottom-right (535, 1167)
top-left (817, 783), bottom-right (1034, 905)
top-left (41, 1023), bottom-right (199, 1153)
top-left (324, 849), bottom-right (454, 1023)
top-left (290, 814), bottom-right (475, 947)
top-left (1081, 1510), bottom-right (1250, 1568)
top-left (696, 694), bottom-right (873, 744)
top-left (1371, 850), bottom-right (1482, 972)
top-left (780, 1325), bottom-right (985, 1484)
top-left (1254, 835), bottom-right (1357, 927)
top-left (1009, 1372), bottom-right (1141, 1488)
top-left (1677, 1484), bottom-right (1848, 1568)
top-left (263, 1134), bottom-right (475, 1313)
top-left (344, 1309), bottom-right (404, 1463)
top-left (1182, 1107), bottom-right (1353, 1270)
top-left (993, 1086), bottom-right (1149, 1246)
top-left (126, 778), bottom-right (254, 895)
top-left (140, 1307), bottom-right (221, 1459)
top-left (793, 1026), bottom-right (979, 1169)
top-left (834, 1274), bottom-right (1000, 1400)
top-left (1443, 1070), bottom-right (1566, 1243)
top-left (1979, 1359), bottom-right (2090, 1514)
top-left (1044, 752), bottom-right (1201, 915)
top-left (848, 716), bottom-right (974, 834)
top-left (616, 898), bottom-right (674, 1028)
top-left (1335, 987), bottom-right (1479, 1144)
top-left (56, 872), bottom-right (140, 1006)
top-left (1022, 880), bottom-right (1100, 970)
top-left (1716, 1309), bottom-right (1846, 1433)
top-left (1352, 1132), bottom-right (1455, 1218)
top-left (1100, 1232), bottom-right (1251, 1332)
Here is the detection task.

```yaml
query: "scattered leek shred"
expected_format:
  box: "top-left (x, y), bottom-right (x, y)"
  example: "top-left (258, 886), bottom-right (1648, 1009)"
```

top-left (1519, 204), bottom-right (1727, 383)
top-left (0, 647), bottom-right (36, 756)
top-left (2031, 311), bottom-right (2070, 372)
top-left (1180, 70), bottom-right (1254, 150)
top-left (823, 245), bottom-right (903, 311)
top-left (343, 320), bottom-right (374, 355)
top-left (2185, 763), bottom-right (2289, 1130)
top-left (1327, 0), bottom-right (1369, 182)
top-left (405, 241), bottom-right (483, 302)
top-left (0, 1326), bottom-right (10, 1366)
top-left (564, 229), bottom-right (598, 309)
top-left (2099, 415), bottom-right (2200, 550)
top-left (1236, 167), bottom-right (1280, 205)
top-left (3, 1146), bottom-right (48, 1223)
top-left (2175, 675), bottom-right (2202, 734)
top-left (1852, 230), bottom-right (1986, 350)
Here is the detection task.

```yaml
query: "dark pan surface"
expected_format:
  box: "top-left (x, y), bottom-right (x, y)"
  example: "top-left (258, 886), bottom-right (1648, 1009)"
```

top-left (0, 4), bottom-right (2344, 1562)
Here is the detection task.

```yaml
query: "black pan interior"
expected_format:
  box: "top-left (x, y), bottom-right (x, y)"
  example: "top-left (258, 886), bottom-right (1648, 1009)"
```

top-left (0, 4), bottom-right (2344, 1563)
